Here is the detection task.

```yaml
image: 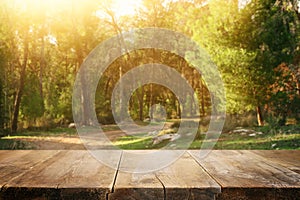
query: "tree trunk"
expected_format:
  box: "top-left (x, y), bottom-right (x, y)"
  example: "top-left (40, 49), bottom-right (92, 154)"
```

top-left (80, 70), bottom-right (90, 125)
top-left (104, 78), bottom-right (111, 98)
top-left (149, 83), bottom-right (153, 119)
top-left (200, 80), bottom-right (205, 117)
top-left (75, 39), bottom-right (89, 125)
top-left (138, 87), bottom-right (144, 121)
top-left (12, 36), bottom-right (29, 133)
top-left (295, 79), bottom-right (300, 96)
top-left (188, 91), bottom-right (195, 117)
top-left (77, 49), bottom-right (92, 126)
top-left (256, 105), bottom-right (264, 126)
top-left (0, 83), bottom-right (4, 130)
top-left (72, 23), bottom-right (90, 125)
top-left (176, 99), bottom-right (181, 118)
top-left (39, 36), bottom-right (45, 102)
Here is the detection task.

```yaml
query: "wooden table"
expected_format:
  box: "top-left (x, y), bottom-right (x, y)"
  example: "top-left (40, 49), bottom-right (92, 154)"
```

top-left (0, 150), bottom-right (299, 200)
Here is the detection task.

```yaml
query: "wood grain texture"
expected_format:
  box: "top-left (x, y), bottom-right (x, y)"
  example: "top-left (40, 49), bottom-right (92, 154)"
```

top-left (0, 150), bottom-right (59, 187)
top-left (109, 150), bottom-right (221, 200)
top-left (108, 150), bottom-right (164, 200)
top-left (190, 150), bottom-right (300, 200)
top-left (251, 150), bottom-right (300, 174)
top-left (156, 152), bottom-right (220, 200)
top-left (0, 150), bottom-right (299, 200)
top-left (108, 172), bottom-right (164, 200)
top-left (1, 150), bottom-right (120, 200)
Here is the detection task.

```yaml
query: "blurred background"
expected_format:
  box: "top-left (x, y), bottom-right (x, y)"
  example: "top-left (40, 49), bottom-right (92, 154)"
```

top-left (0, 0), bottom-right (299, 150)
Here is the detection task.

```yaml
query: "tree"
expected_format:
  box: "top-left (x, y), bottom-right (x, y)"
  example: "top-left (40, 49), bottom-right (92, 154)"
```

top-left (187, 0), bottom-right (299, 125)
top-left (268, 63), bottom-right (300, 124)
top-left (0, 39), bottom-right (7, 131)
top-left (237, 0), bottom-right (299, 125)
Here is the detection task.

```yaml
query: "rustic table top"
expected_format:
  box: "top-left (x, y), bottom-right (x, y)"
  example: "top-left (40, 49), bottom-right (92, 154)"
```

top-left (0, 150), bottom-right (299, 200)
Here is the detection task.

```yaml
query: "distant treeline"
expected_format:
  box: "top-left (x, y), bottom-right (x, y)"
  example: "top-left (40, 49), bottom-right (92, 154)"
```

top-left (0, 0), bottom-right (299, 133)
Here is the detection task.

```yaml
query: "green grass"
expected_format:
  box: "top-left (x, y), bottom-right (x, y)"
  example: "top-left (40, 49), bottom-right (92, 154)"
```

top-left (113, 125), bottom-right (300, 150)
top-left (0, 139), bottom-right (35, 150)
top-left (101, 124), bottom-right (121, 132)
top-left (1, 124), bottom-right (299, 150)
top-left (11, 127), bottom-right (77, 137)
top-left (114, 136), bottom-right (153, 149)
top-left (0, 125), bottom-right (123, 150)
top-left (213, 132), bottom-right (300, 150)
top-left (1, 127), bottom-right (77, 141)
top-left (113, 132), bottom-right (300, 150)
top-left (0, 127), bottom-right (77, 150)
top-left (1, 124), bottom-right (121, 137)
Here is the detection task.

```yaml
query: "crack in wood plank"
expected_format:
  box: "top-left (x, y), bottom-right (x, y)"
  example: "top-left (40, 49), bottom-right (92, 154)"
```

top-left (188, 150), bottom-right (223, 192)
top-left (155, 174), bottom-right (167, 200)
top-left (110, 150), bottom-right (123, 194)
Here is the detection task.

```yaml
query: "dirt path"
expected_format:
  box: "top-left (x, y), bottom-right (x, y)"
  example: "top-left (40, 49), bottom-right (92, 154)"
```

top-left (16, 136), bottom-right (85, 150)
top-left (15, 130), bottom-right (126, 150)
top-left (14, 122), bottom-right (174, 150)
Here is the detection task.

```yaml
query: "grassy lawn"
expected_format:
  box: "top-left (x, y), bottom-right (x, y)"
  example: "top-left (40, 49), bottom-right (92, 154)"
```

top-left (212, 132), bottom-right (300, 150)
top-left (113, 125), bottom-right (300, 150)
top-left (0, 124), bottom-right (125, 149)
top-left (113, 132), bottom-right (300, 150)
top-left (4, 127), bottom-right (77, 137)
top-left (0, 127), bottom-right (78, 150)
top-left (0, 139), bottom-right (35, 150)
top-left (0, 124), bottom-right (299, 150)
top-left (0, 125), bottom-right (122, 138)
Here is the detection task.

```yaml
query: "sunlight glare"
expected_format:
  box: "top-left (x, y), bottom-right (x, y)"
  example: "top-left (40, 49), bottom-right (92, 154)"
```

top-left (109, 0), bottom-right (142, 17)
top-left (14, 0), bottom-right (72, 11)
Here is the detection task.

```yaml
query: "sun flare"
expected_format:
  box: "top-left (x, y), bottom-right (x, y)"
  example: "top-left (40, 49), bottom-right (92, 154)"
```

top-left (97, 0), bottom-right (142, 18)
top-left (111, 0), bottom-right (142, 17)
top-left (13, 0), bottom-right (73, 11)
top-left (11, 0), bottom-right (143, 23)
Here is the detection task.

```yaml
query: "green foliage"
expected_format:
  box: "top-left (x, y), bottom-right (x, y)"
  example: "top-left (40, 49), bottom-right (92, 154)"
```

top-left (0, 0), bottom-right (299, 131)
top-left (268, 63), bottom-right (300, 124)
top-left (0, 15), bottom-right (8, 131)
top-left (186, 0), bottom-right (300, 126)
top-left (0, 55), bottom-right (5, 130)
top-left (21, 74), bottom-right (44, 120)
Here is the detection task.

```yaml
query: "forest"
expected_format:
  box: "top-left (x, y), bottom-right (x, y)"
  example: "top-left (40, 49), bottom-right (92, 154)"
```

top-left (0, 0), bottom-right (299, 141)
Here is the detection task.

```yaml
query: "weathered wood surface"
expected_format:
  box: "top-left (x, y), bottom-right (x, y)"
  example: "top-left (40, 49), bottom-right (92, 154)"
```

top-left (190, 150), bottom-right (300, 200)
top-left (155, 152), bottom-right (220, 200)
top-left (251, 150), bottom-right (300, 174)
top-left (0, 150), bottom-right (60, 187)
top-left (0, 150), bottom-right (120, 200)
top-left (109, 152), bottom-right (221, 200)
top-left (108, 170), bottom-right (165, 200)
top-left (0, 150), bottom-right (299, 200)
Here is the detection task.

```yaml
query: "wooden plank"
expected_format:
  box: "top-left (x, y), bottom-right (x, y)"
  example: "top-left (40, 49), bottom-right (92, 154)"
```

top-left (251, 150), bottom-right (300, 174)
top-left (108, 171), bottom-right (164, 200)
top-left (109, 151), bottom-right (221, 200)
top-left (156, 152), bottom-right (220, 200)
top-left (108, 150), bottom-right (164, 200)
top-left (1, 150), bottom-right (299, 200)
top-left (0, 150), bottom-right (59, 187)
top-left (189, 150), bottom-right (300, 200)
top-left (2, 150), bottom-right (121, 200)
